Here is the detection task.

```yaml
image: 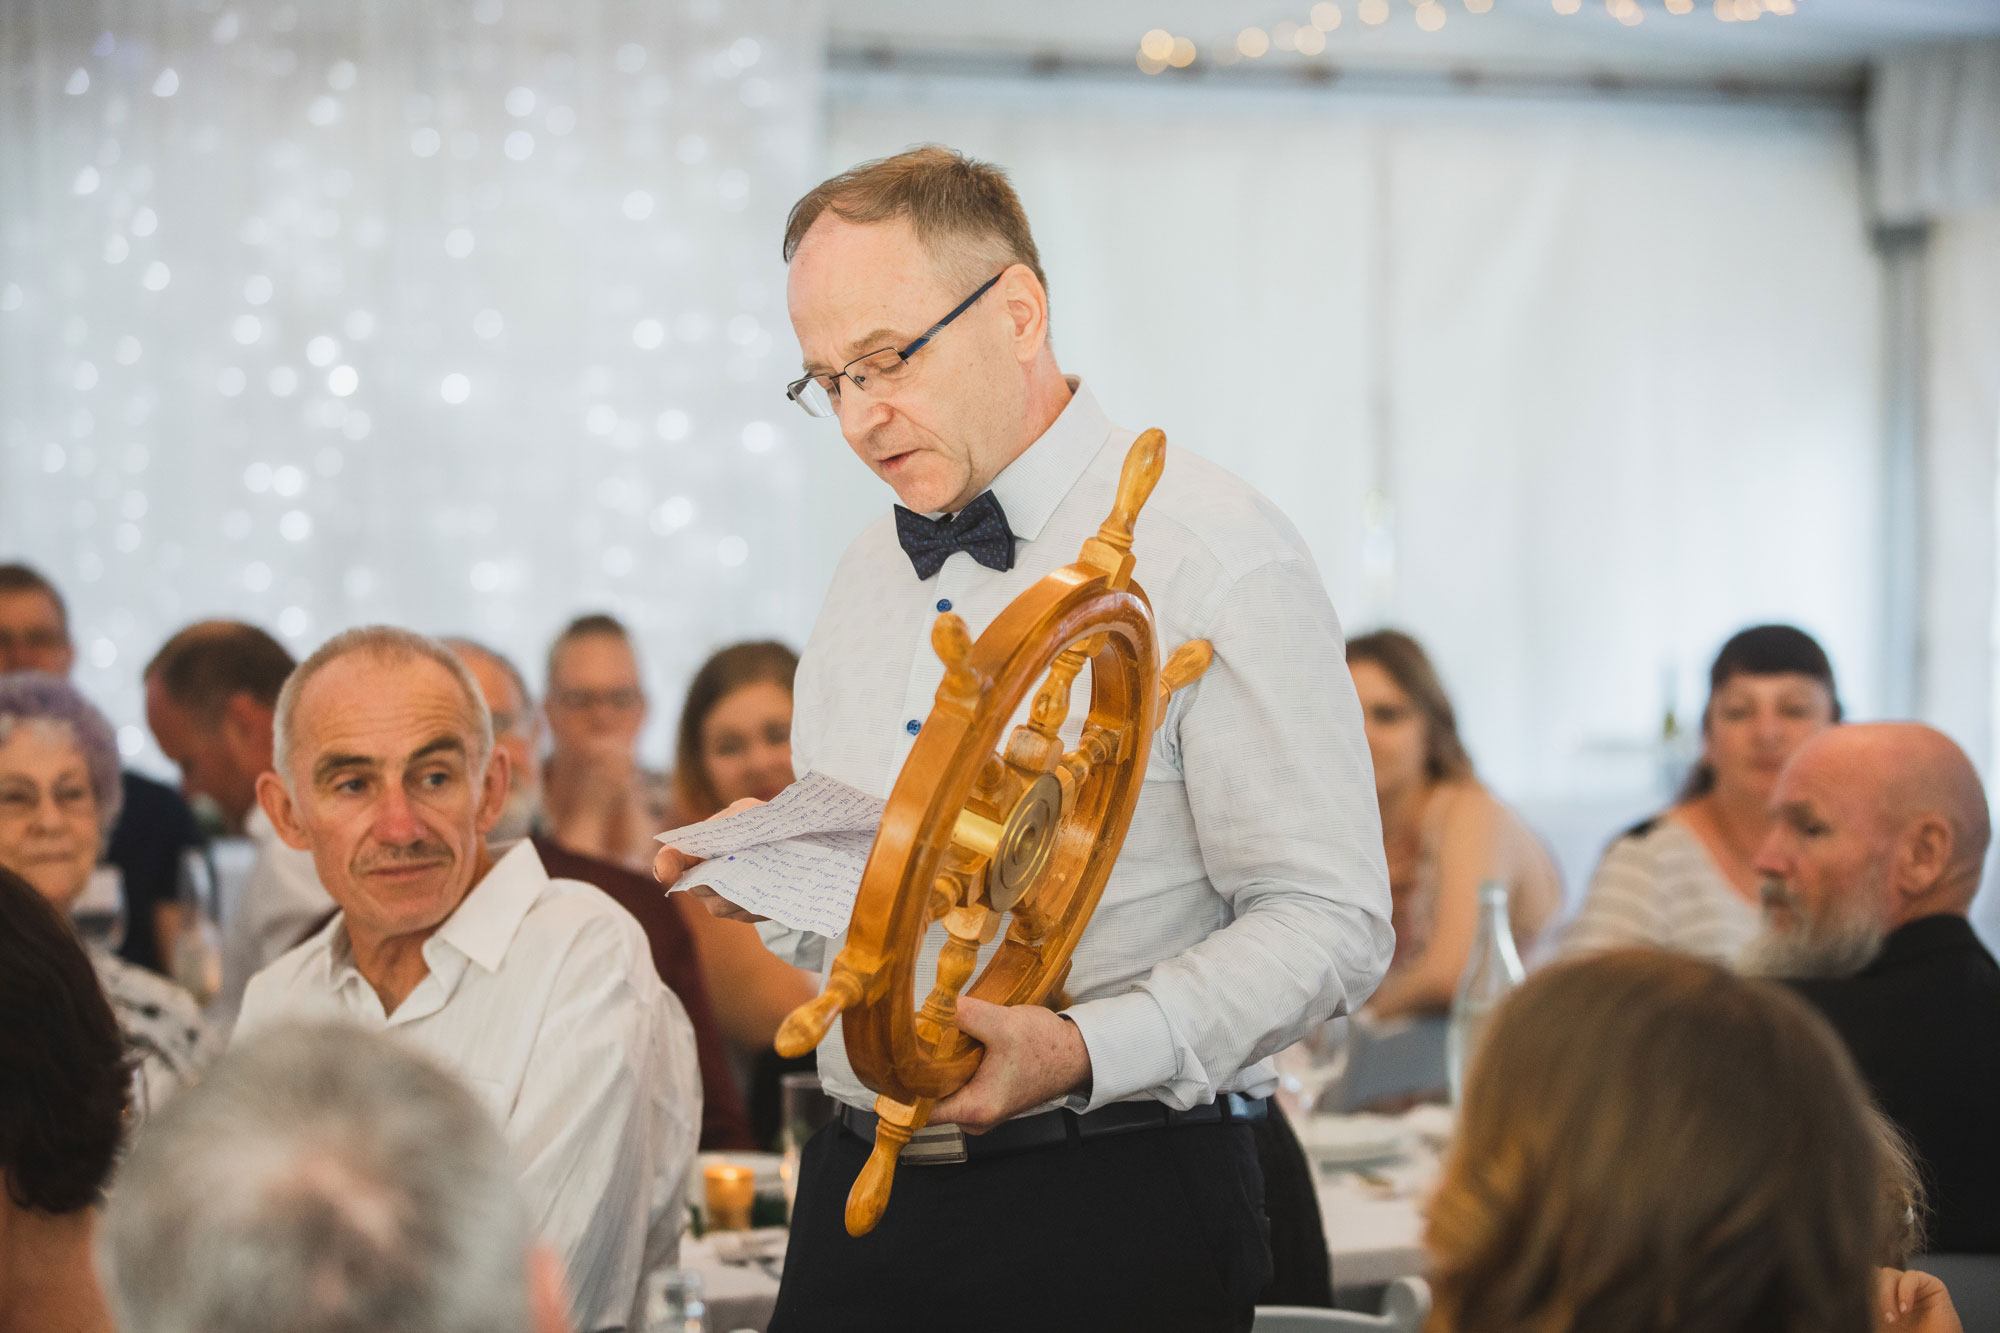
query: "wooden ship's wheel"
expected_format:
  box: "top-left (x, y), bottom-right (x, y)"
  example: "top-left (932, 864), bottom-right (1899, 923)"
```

top-left (772, 429), bottom-right (1212, 1236)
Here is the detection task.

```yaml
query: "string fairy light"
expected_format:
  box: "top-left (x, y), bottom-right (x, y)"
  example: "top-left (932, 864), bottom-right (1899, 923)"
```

top-left (1132, 0), bottom-right (1801, 67)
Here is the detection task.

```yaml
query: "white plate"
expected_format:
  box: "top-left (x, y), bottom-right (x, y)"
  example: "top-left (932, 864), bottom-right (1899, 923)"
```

top-left (1295, 1115), bottom-right (1412, 1168)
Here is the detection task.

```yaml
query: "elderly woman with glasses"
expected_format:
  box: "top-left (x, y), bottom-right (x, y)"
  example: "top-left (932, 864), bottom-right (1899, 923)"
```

top-left (0, 672), bottom-right (209, 1109)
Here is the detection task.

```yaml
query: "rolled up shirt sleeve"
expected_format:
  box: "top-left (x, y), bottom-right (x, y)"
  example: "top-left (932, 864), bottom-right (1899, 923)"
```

top-left (1063, 557), bottom-right (1395, 1111)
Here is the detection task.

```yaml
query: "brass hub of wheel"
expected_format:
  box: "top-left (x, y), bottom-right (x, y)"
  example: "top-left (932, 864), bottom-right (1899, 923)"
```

top-left (951, 771), bottom-right (1064, 913)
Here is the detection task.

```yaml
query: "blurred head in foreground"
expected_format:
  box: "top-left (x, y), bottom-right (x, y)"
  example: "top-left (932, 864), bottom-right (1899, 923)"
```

top-left (101, 1022), bottom-right (570, 1333)
top-left (1425, 950), bottom-right (1883, 1333)
top-left (0, 863), bottom-right (126, 1331)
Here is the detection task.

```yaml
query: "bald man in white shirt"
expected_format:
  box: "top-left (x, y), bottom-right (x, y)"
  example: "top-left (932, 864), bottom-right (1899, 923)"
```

top-left (235, 626), bottom-right (700, 1333)
top-left (657, 146), bottom-right (1393, 1332)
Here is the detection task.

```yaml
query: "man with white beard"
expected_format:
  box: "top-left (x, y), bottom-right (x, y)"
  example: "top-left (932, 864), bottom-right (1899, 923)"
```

top-left (1746, 722), bottom-right (2000, 1254)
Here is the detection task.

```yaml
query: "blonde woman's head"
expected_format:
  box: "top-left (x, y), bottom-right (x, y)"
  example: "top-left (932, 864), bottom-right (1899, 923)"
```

top-left (1425, 949), bottom-right (1884, 1333)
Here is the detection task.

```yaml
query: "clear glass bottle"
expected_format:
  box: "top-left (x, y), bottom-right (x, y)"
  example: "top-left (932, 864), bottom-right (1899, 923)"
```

top-left (642, 1267), bottom-right (708, 1333)
top-left (1446, 880), bottom-right (1524, 1107)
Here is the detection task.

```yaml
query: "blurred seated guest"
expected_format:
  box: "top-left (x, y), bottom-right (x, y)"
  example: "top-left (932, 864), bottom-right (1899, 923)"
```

top-left (0, 865), bottom-right (126, 1333)
top-left (668, 641), bottom-right (817, 1142)
top-left (101, 1022), bottom-right (573, 1333)
top-left (1747, 723), bottom-right (2000, 1256)
top-left (540, 614), bottom-right (668, 869)
top-left (443, 637), bottom-right (546, 841)
top-left (234, 627), bottom-right (700, 1332)
top-left (144, 621), bottom-right (330, 1019)
top-left (1561, 624), bottom-right (1839, 965)
top-left (1426, 949), bottom-right (1959, 1333)
top-left (1345, 630), bottom-right (1559, 1018)
top-left (447, 636), bottom-right (756, 1150)
top-left (0, 674), bottom-right (208, 1104)
top-left (0, 561), bottom-right (206, 977)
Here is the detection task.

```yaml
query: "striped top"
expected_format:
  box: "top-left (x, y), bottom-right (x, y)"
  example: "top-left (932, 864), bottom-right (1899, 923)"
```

top-left (1556, 815), bottom-right (1760, 967)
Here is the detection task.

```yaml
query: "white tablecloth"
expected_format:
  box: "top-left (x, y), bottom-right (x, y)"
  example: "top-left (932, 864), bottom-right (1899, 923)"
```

top-left (681, 1234), bottom-right (784, 1333)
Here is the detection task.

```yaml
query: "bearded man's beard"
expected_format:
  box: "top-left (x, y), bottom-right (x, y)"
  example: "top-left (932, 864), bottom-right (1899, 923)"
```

top-left (1741, 870), bottom-right (1890, 980)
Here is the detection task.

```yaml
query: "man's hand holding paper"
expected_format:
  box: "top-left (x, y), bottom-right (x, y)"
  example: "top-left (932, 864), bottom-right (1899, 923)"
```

top-left (650, 774), bottom-right (884, 937)
top-left (653, 797), bottom-right (771, 923)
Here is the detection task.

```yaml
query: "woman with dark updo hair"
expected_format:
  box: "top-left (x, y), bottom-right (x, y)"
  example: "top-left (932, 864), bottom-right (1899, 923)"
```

top-left (1560, 624), bottom-right (1840, 965)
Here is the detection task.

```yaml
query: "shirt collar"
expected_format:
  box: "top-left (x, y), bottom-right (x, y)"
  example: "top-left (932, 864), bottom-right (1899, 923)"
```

top-left (985, 377), bottom-right (1113, 544)
top-left (321, 838), bottom-right (548, 1008)
top-left (429, 838), bottom-right (549, 975)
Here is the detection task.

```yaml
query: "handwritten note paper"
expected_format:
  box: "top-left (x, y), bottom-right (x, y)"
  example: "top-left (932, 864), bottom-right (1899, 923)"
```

top-left (655, 772), bottom-right (884, 937)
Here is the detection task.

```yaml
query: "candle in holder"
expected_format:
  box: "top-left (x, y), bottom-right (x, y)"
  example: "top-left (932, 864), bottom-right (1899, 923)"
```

top-left (703, 1163), bottom-right (756, 1231)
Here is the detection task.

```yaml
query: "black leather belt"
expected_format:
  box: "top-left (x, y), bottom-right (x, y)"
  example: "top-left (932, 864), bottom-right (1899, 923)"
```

top-left (836, 1093), bottom-right (1269, 1166)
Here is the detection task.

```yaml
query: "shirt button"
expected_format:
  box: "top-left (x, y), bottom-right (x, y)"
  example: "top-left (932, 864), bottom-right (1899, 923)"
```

top-left (936, 598), bottom-right (952, 613)
top-left (905, 719), bottom-right (921, 735)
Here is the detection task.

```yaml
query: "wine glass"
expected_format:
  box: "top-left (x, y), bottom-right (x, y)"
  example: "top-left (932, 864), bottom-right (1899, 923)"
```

top-left (1275, 1015), bottom-right (1352, 1118)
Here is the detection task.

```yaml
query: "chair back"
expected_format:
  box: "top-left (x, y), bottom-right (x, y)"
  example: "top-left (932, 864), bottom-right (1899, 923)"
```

top-left (1254, 1277), bottom-right (1431, 1333)
top-left (1912, 1254), bottom-right (2000, 1333)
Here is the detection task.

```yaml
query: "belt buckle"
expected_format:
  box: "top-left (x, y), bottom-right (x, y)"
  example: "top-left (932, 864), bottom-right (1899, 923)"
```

top-left (898, 1122), bottom-right (968, 1165)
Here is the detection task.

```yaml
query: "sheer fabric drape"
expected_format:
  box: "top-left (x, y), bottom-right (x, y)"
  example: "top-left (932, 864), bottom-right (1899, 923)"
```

top-left (0, 0), bottom-right (822, 763)
top-left (823, 77), bottom-right (1883, 822)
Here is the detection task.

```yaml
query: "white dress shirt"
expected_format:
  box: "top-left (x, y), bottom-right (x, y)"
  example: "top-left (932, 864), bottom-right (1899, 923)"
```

top-left (216, 806), bottom-right (335, 1024)
top-left (236, 840), bottom-right (702, 1333)
top-left (778, 379), bottom-right (1394, 1115)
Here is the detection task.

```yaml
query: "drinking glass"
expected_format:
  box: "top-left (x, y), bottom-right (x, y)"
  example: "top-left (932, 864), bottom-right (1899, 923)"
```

top-left (777, 1072), bottom-right (836, 1214)
top-left (642, 1267), bottom-right (707, 1333)
top-left (1275, 1015), bottom-right (1352, 1117)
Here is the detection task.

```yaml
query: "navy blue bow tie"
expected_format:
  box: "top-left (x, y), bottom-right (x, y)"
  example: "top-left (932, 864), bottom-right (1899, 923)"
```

top-left (894, 490), bottom-right (1016, 581)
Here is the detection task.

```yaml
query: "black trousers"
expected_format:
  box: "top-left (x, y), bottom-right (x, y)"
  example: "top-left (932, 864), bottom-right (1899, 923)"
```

top-left (768, 1116), bottom-right (1273, 1333)
top-left (1253, 1102), bottom-right (1335, 1307)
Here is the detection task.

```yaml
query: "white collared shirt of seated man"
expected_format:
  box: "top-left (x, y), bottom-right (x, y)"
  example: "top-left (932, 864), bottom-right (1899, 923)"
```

top-left (693, 162), bottom-right (1397, 1132)
top-left (232, 626), bottom-right (700, 1333)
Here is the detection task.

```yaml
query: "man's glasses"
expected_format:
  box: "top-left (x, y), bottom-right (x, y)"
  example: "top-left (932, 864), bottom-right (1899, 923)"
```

top-left (785, 270), bottom-right (1005, 420)
top-left (548, 686), bottom-right (643, 713)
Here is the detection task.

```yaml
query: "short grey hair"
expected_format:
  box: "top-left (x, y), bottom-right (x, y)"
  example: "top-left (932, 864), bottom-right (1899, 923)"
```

top-left (0, 671), bottom-right (124, 835)
top-left (100, 1022), bottom-right (540, 1333)
top-left (272, 626), bottom-right (494, 786)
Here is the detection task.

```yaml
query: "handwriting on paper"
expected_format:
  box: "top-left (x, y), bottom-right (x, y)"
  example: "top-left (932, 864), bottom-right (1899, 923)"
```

top-left (654, 772), bottom-right (884, 937)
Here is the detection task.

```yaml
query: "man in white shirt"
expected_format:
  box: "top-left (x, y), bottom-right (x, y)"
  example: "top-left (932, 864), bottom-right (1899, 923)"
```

top-left (144, 620), bottom-right (332, 1020)
top-left (660, 147), bottom-right (1393, 1331)
top-left (234, 626), bottom-right (700, 1333)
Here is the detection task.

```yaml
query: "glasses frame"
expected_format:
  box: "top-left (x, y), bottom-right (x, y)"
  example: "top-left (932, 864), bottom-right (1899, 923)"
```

top-left (785, 270), bottom-right (1007, 418)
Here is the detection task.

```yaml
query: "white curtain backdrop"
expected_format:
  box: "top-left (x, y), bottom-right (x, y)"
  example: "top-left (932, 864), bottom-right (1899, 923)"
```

top-left (0, 0), bottom-right (823, 767)
top-left (819, 75), bottom-right (1884, 885)
top-left (1869, 43), bottom-right (2000, 939)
